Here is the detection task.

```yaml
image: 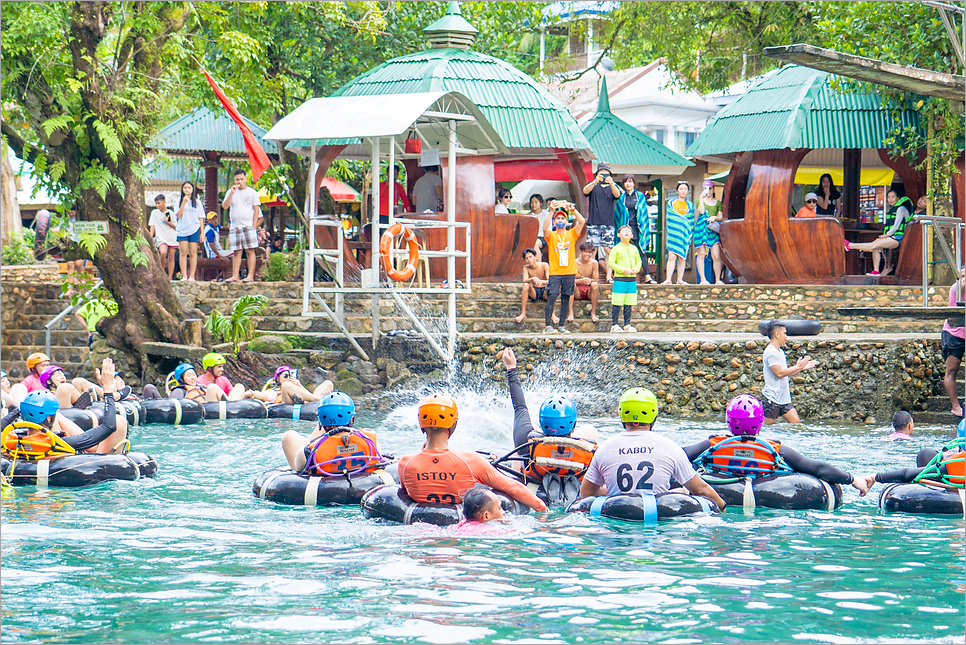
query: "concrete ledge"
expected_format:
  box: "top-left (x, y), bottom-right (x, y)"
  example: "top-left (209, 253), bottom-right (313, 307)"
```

top-left (142, 342), bottom-right (207, 360)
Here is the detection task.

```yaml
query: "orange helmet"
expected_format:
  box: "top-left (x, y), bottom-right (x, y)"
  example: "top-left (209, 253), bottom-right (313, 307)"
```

top-left (418, 393), bottom-right (458, 430)
top-left (26, 353), bottom-right (51, 372)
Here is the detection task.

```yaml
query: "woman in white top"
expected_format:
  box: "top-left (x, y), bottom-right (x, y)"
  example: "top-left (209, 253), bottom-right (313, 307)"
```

top-left (175, 181), bottom-right (205, 281)
top-left (494, 188), bottom-right (511, 214)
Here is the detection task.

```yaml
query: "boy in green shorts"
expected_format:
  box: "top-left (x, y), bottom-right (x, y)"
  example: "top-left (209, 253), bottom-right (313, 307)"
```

top-left (608, 225), bottom-right (641, 333)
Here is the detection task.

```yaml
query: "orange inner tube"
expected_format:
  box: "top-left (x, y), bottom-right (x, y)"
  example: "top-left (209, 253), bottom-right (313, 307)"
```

top-left (380, 223), bottom-right (420, 282)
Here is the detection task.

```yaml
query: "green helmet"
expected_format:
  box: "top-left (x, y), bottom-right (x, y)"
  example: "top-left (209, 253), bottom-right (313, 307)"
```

top-left (619, 388), bottom-right (658, 424)
top-left (202, 352), bottom-right (226, 370)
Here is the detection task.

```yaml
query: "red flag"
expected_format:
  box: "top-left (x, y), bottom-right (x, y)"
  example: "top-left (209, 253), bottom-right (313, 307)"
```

top-left (203, 69), bottom-right (271, 182)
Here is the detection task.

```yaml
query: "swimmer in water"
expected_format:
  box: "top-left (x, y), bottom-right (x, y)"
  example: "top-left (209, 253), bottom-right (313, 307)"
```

top-left (461, 487), bottom-right (505, 524)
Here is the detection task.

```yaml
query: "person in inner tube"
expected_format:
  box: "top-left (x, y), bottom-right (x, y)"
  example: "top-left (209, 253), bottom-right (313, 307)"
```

top-left (281, 391), bottom-right (361, 473)
top-left (1, 357), bottom-right (127, 455)
top-left (682, 394), bottom-right (871, 496)
top-left (578, 388), bottom-right (727, 511)
top-left (1, 371), bottom-right (16, 410)
top-left (268, 366), bottom-right (334, 405)
top-left (397, 394), bottom-right (548, 512)
top-left (860, 419), bottom-right (965, 492)
top-left (197, 353), bottom-right (274, 403)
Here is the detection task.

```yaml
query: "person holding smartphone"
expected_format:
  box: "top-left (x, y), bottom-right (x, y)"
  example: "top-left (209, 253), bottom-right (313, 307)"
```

top-left (582, 162), bottom-right (621, 281)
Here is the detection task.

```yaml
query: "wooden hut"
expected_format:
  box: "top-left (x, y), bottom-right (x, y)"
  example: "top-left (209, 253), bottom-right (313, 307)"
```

top-left (687, 65), bottom-right (924, 284)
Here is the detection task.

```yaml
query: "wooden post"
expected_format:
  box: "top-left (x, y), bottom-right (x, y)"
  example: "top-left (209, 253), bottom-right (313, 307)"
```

top-left (842, 148), bottom-right (861, 220)
top-left (184, 318), bottom-right (203, 347)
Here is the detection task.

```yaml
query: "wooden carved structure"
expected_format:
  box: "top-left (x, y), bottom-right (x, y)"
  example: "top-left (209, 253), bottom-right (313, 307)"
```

top-left (690, 65), bottom-right (930, 284)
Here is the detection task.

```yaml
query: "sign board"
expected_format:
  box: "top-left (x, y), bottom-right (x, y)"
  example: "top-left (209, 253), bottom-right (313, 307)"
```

top-left (72, 221), bottom-right (109, 234)
top-left (420, 148), bottom-right (441, 167)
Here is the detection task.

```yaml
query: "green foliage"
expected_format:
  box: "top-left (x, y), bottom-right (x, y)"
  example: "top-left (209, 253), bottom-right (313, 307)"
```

top-left (285, 335), bottom-right (323, 350)
top-left (124, 233), bottom-right (151, 269)
top-left (204, 294), bottom-right (269, 353)
top-left (262, 252), bottom-right (297, 282)
top-left (76, 231), bottom-right (107, 258)
top-left (0, 232), bottom-right (35, 265)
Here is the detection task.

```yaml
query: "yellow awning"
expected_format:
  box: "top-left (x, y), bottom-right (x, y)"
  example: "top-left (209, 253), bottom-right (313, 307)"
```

top-left (795, 167), bottom-right (895, 187)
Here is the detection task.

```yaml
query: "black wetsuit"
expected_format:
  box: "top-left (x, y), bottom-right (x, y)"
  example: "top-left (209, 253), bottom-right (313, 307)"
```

top-left (0, 393), bottom-right (117, 452)
top-left (874, 448), bottom-right (941, 483)
top-left (508, 368), bottom-right (544, 447)
top-left (683, 437), bottom-right (855, 485)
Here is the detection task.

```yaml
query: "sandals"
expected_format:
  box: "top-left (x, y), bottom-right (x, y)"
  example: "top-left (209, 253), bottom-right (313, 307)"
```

top-left (73, 390), bottom-right (92, 410)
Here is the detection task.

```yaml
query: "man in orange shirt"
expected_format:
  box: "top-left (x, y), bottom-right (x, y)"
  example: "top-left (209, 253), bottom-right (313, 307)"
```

top-left (542, 201), bottom-right (586, 334)
top-left (796, 192), bottom-right (818, 218)
top-left (397, 394), bottom-right (548, 511)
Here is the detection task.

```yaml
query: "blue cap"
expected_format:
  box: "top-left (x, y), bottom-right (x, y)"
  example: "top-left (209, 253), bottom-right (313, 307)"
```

top-left (539, 395), bottom-right (577, 436)
top-left (20, 391), bottom-right (60, 424)
top-left (318, 391), bottom-right (356, 427)
top-left (1, 370), bottom-right (7, 379)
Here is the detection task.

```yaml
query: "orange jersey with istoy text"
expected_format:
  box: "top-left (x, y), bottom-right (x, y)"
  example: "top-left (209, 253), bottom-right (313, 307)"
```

top-left (398, 449), bottom-right (544, 508)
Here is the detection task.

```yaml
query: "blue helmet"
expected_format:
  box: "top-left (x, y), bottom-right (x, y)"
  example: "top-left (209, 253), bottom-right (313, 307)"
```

top-left (1, 370), bottom-right (7, 379)
top-left (20, 391), bottom-right (60, 424)
top-left (318, 391), bottom-right (356, 427)
top-left (958, 419), bottom-right (964, 440)
top-left (539, 395), bottom-right (577, 436)
top-left (172, 363), bottom-right (196, 384)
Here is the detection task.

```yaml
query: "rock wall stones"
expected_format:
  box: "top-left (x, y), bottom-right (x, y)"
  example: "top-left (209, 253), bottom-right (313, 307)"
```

top-left (454, 336), bottom-right (945, 422)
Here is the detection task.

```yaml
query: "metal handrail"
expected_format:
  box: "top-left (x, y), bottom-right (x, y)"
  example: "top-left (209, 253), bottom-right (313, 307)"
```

top-left (45, 280), bottom-right (103, 356)
top-left (914, 215), bottom-right (965, 306)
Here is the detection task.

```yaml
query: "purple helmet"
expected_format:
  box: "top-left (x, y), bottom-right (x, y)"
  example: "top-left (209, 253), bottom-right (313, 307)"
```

top-left (726, 394), bottom-right (764, 436)
top-left (39, 365), bottom-right (64, 390)
top-left (274, 365), bottom-right (293, 384)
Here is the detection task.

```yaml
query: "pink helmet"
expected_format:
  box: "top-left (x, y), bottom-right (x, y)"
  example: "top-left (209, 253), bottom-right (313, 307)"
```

top-left (726, 394), bottom-right (764, 436)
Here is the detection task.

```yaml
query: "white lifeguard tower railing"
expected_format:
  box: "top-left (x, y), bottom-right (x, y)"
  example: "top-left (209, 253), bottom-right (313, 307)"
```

top-left (264, 91), bottom-right (508, 361)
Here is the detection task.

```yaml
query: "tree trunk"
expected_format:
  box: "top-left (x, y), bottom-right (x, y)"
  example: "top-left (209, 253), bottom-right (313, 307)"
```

top-left (1, 146), bottom-right (22, 246)
top-left (87, 165), bottom-right (188, 377)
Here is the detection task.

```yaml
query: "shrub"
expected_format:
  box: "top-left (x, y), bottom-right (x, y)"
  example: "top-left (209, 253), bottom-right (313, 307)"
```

top-left (204, 294), bottom-right (269, 353)
top-left (262, 252), bottom-right (296, 282)
top-left (1, 232), bottom-right (36, 265)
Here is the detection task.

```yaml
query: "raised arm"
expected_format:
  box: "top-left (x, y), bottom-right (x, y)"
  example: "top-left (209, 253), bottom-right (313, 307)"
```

top-left (780, 445), bottom-right (867, 494)
top-left (503, 349), bottom-right (535, 447)
top-left (570, 205), bottom-right (586, 237)
top-left (221, 186), bottom-right (235, 210)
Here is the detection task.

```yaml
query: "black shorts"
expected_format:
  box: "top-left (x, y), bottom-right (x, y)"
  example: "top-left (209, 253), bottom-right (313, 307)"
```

top-left (529, 286), bottom-right (547, 302)
top-left (763, 398), bottom-right (794, 420)
top-left (547, 274), bottom-right (575, 298)
top-left (942, 330), bottom-right (965, 361)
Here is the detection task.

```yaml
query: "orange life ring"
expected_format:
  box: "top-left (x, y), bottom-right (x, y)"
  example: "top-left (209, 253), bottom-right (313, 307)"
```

top-left (379, 223), bottom-right (420, 282)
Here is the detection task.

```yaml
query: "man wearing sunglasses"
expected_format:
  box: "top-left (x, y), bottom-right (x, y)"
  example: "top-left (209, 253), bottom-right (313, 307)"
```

top-left (796, 192), bottom-right (819, 218)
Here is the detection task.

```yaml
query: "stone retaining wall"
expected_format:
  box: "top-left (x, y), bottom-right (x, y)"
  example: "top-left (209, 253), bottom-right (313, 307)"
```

top-left (1, 263), bottom-right (64, 282)
top-left (452, 335), bottom-right (945, 423)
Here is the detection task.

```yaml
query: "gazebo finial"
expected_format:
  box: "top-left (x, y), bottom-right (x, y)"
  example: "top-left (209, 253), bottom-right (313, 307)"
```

top-left (597, 76), bottom-right (611, 113)
top-left (424, 1), bottom-right (479, 50)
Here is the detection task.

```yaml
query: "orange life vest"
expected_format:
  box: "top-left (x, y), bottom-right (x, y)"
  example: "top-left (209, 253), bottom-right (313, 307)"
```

top-left (939, 450), bottom-right (965, 487)
top-left (173, 385), bottom-right (206, 403)
top-left (524, 436), bottom-right (596, 480)
top-left (1, 421), bottom-right (75, 461)
top-left (705, 435), bottom-right (785, 478)
top-left (304, 428), bottom-right (382, 476)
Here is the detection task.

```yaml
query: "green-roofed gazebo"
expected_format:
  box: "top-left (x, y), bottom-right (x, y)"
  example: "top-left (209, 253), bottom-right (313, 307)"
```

top-left (149, 107), bottom-right (278, 213)
top-left (685, 64), bottom-right (926, 285)
top-left (287, 1), bottom-right (595, 279)
top-left (582, 77), bottom-right (693, 175)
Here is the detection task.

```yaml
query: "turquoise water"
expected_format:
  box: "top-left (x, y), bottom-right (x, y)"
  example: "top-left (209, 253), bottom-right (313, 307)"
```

top-left (2, 389), bottom-right (964, 644)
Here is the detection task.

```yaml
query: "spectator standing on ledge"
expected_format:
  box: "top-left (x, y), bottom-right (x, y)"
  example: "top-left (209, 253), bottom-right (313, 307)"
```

top-left (607, 225), bottom-right (641, 333)
top-left (663, 181), bottom-right (694, 285)
top-left (942, 267), bottom-right (966, 418)
top-left (175, 181), bottom-right (204, 281)
top-left (694, 179), bottom-right (725, 285)
top-left (762, 321), bottom-right (818, 425)
top-left (149, 195), bottom-right (178, 279)
top-left (542, 201), bottom-right (586, 334)
top-left (529, 194), bottom-right (548, 262)
top-left (222, 169), bottom-right (262, 282)
top-left (412, 165), bottom-right (443, 213)
top-left (582, 162), bottom-right (621, 281)
top-left (614, 174), bottom-right (653, 284)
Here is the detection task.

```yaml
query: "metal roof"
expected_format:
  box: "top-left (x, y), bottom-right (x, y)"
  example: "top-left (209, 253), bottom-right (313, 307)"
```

top-left (332, 48), bottom-right (591, 152)
top-left (686, 65), bottom-right (922, 157)
top-left (149, 106), bottom-right (279, 156)
top-left (424, 1), bottom-right (478, 35)
top-left (581, 78), bottom-right (693, 172)
top-left (268, 91), bottom-right (507, 160)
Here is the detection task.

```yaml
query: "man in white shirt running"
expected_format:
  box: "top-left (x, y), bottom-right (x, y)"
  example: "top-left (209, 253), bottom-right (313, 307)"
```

top-left (221, 169), bottom-right (262, 282)
top-left (579, 388), bottom-right (726, 511)
top-left (412, 165), bottom-right (443, 213)
top-left (762, 321), bottom-right (818, 425)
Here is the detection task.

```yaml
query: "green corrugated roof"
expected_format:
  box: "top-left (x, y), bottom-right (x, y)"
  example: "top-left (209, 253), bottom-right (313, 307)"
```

top-left (424, 1), bottom-right (478, 35)
top-left (146, 157), bottom-right (206, 183)
top-left (150, 106), bottom-right (279, 156)
top-left (331, 48), bottom-right (590, 151)
top-left (582, 78), bottom-right (693, 169)
top-left (686, 65), bottom-right (922, 157)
